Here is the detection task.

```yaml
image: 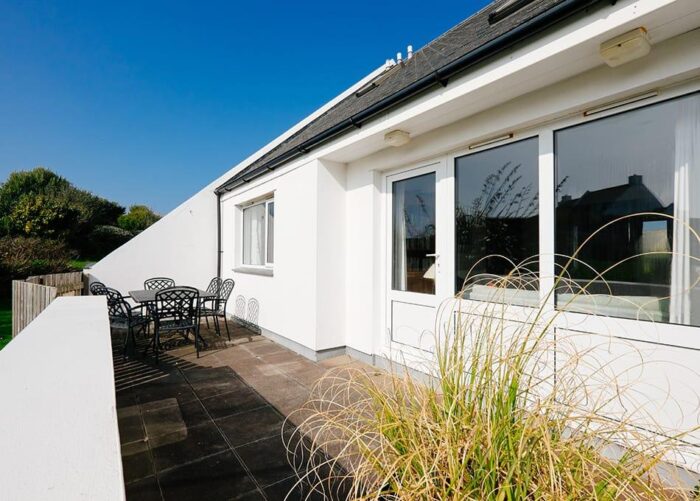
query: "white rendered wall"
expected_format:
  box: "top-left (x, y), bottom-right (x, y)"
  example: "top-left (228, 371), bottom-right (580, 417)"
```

top-left (315, 159), bottom-right (347, 351)
top-left (221, 160), bottom-right (320, 351)
top-left (88, 188), bottom-right (218, 293)
top-left (0, 297), bottom-right (125, 501)
top-left (344, 166), bottom-right (382, 356)
top-left (220, 158), bottom-right (351, 355)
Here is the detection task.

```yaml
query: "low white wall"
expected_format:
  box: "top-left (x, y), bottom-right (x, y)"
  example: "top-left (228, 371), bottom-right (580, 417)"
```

top-left (0, 296), bottom-right (124, 501)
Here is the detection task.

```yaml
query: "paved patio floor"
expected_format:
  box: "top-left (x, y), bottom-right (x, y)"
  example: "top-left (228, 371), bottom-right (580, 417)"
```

top-left (113, 321), bottom-right (372, 500)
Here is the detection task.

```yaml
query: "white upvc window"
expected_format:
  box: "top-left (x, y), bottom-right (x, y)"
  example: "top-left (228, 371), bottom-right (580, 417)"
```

top-left (242, 198), bottom-right (274, 267)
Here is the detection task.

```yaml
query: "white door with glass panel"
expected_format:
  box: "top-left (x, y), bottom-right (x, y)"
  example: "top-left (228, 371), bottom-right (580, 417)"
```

top-left (386, 162), bottom-right (445, 352)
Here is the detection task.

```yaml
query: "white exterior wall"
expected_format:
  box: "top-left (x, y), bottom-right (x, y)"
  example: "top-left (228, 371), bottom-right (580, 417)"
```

top-left (221, 160), bottom-right (320, 352)
top-left (337, 28), bottom-right (700, 467)
top-left (315, 159), bottom-right (347, 351)
top-left (88, 189), bottom-right (218, 293)
top-left (88, 0), bottom-right (700, 469)
top-left (220, 158), bottom-right (351, 355)
top-left (345, 167), bottom-right (382, 356)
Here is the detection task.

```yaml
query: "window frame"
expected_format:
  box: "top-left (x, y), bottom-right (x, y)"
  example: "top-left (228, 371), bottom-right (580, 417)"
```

top-left (240, 196), bottom-right (274, 269)
top-left (444, 87), bottom-right (700, 332)
top-left (451, 133), bottom-right (541, 302)
top-left (552, 90), bottom-right (700, 327)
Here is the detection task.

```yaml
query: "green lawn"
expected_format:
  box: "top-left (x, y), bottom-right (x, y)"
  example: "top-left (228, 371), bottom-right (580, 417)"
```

top-left (0, 299), bottom-right (11, 350)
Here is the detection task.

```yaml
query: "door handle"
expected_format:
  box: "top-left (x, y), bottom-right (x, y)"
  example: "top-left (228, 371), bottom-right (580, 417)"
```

top-left (425, 253), bottom-right (439, 258)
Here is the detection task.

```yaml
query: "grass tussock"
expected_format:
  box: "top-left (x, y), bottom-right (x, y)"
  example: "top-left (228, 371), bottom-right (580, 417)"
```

top-left (285, 214), bottom-right (700, 500)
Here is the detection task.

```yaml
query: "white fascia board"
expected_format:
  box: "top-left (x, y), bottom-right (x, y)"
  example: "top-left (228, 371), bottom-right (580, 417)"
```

top-left (222, 0), bottom-right (699, 194)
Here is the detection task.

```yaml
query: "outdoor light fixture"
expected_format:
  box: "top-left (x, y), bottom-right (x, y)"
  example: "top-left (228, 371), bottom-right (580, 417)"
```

top-left (384, 130), bottom-right (411, 147)
top-left (468, 133), bottom-right (513, 150)
top-left (583, 90), bottom-right (659, 117)
top-left (600, 28), bottom-right (651, 67)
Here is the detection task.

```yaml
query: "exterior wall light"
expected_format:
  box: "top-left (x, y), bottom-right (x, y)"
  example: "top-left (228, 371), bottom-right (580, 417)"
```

top-left (384, 130), bottom-right (411, 147)
top-left (600, 27), bottom-right (651, 68)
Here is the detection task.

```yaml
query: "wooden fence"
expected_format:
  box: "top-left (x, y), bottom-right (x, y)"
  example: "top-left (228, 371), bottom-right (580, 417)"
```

top-left (12, 272), bottom-right (85, 337)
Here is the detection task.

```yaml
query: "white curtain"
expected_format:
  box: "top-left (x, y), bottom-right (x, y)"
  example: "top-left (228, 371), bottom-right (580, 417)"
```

top-left (670, 98), bottom-right (700, 324)
top-left (393, 182), bottom-right (407, 291)
top-left (243, 204), bottom-right (266, 265)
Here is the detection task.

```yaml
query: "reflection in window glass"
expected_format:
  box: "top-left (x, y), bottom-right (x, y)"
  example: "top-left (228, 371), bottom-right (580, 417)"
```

top-left (555, 93), bottom-right (700, 325)
top-left (267, 202), bottom-right (274, 264)
top-left (242, 203), bottom-right (266, 266)
top-left (392, 172), bottom-right (436, 294)
top-left (455, 138), bottom-right (539, 304)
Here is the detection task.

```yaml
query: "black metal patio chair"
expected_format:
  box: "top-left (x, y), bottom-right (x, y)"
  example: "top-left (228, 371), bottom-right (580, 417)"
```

top-left (144, 277), bottom-right (175, 290)
top-left (201, 277), bottom-right (222, 330)
top-left (105, 287), bottom-right (150, 359)
top-left (90, 281), bottom-right (107, 296)
top-left (201, 278), bottom-right (235, 340)
top-left (148, 286), bottom-right (201, 364)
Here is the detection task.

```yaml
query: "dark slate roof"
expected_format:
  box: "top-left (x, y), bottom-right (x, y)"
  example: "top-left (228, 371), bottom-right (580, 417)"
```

top-left (217, 0), bottom-right (604, 193)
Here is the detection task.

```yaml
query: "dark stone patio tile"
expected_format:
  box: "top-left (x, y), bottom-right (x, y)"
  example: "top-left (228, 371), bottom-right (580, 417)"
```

top-left (158, 451), bottom-right (257, 501)
top-left (121, 444), bottom-right (155, 485)
top-left (235, 435), bottom-right (296, 488)
top-left (142, 398), bottom-right (210, 438)
top-left (151, 421), bottom-right (229, 472)
top-left (200, 387), bottom-right (267, 420)
top-left (116, 388), bottom-right (139, 409)
top-left (216, 405), bottom-right (284, 447)
top-left (186, 369), bottom-right (249, 400)
top-left (118, 406), bottom-right (146, 445)
top-left (125, 475), bottom-right (162, 501)
top-left (134, 373), bottom-right (198, 406)
top-left (231, 488), bottom-right (265, 500)
top-left (181, 365), bottom-right (237, 380)
top-left (262, 476), bottom-right (300, 500)
top-left (262, 475), bottom-right (329, 501)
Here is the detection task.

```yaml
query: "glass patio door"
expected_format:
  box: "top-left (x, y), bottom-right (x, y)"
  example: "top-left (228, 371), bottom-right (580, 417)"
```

top-left (386, 161), bottom-right (445, 351)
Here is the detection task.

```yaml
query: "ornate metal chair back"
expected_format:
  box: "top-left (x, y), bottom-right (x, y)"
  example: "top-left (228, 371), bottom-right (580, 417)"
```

top-left (206, 277), bottom-right (222, 296)
top-left (154, 286), bottom-right (199, 324)
top-left (105, 287), bottom-right (131, 321)
top-left (217, 279), bottom-right (235, 313)
top-left (144, 277), bottom-right (176, 290)
top-left (90, 281), bottom-right (107, 296)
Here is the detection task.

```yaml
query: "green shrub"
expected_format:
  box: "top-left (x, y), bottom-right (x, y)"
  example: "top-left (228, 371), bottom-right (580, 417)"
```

top-left (117, 205), bottom-right (160, 233)
top-left (0, 167), bottom-right (126, 256)
top-left (0, 236), bottom-right (75, 298)
top-left (84, 225), bottom-right (133, 259)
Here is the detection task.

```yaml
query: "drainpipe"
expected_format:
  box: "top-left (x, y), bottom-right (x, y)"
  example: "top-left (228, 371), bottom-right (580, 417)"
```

top-left (216, 192), bottom-right (222, 279)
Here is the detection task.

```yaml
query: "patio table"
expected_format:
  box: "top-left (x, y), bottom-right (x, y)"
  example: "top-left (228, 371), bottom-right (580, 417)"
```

top-left (129, 288), bottom-right (216, 304)
top-left (127, 288), bottom-right (217, 358)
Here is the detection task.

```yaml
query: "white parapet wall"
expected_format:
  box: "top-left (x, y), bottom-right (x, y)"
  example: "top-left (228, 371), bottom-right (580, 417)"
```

top-left (0, 296), bottom-right (125, 501)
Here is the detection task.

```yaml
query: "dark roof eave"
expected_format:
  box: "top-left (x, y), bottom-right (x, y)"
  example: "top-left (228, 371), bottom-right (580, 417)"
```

top-left (215, 0), bottom-right (607, 195)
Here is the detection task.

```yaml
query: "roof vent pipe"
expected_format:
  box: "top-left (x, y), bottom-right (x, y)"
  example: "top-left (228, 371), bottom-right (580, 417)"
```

top-left (407, 45), bottom-right (413, 59)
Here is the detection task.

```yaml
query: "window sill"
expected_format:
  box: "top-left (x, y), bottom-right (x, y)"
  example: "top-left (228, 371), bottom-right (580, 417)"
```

top-left (233, 266), bottom-right (274, 277)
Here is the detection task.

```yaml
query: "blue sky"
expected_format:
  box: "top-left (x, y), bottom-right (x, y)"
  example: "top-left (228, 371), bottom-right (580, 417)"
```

top-left (0, 0), bottom-right (490, 213)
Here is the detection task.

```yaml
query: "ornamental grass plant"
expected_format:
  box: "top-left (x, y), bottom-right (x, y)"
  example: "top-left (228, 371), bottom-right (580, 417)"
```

top-left (285, 214), bottom-right (700, 500)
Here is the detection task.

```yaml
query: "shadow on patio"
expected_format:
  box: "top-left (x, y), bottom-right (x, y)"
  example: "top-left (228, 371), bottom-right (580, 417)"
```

top-left (113, 321), bottom-right (360, 500)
